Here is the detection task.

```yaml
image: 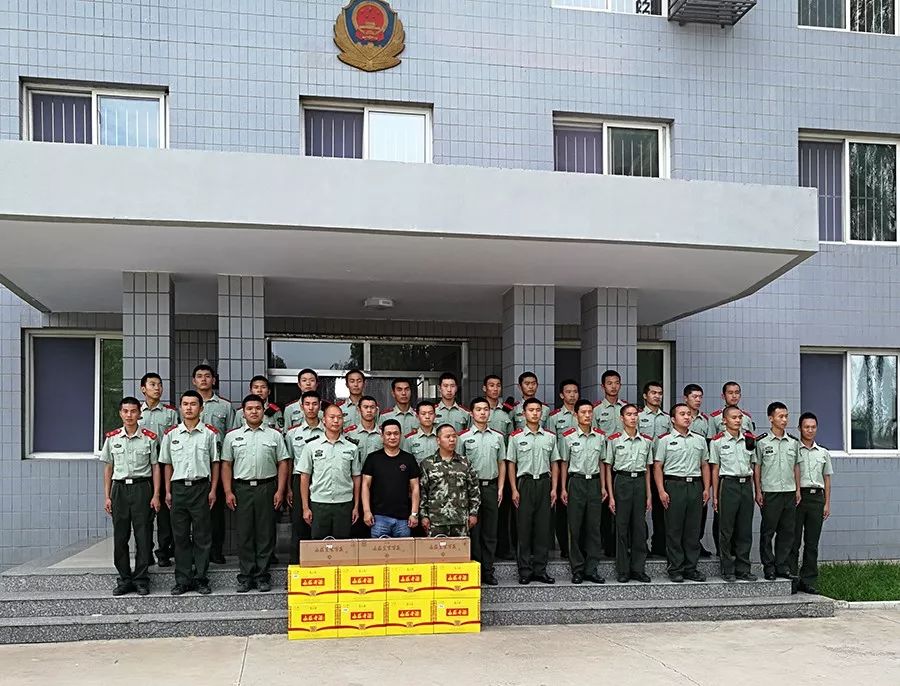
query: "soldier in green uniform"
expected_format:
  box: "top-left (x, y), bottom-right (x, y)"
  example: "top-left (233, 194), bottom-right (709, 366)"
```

top-left (512, 372), bottom-right (551, 429)
top-left (560, 399), bottom-right (607, 584)
top-left (593, 370), bottom-right (627, 559)
top-left (753, 401), bottom-right (801, 583)
top-left (547, 378), bottom-right (580, 560)
top-left (297, 404), bottom-right (362, 539)
top-left (221, 395), bottom-right (290, 593)
top-left (159, 390), bottom-right (221, 595)
top-left (336, 368), bottom-right (366, 429)
top-left (639, 381), bottom-right (670, 559)
top-left (343, 395), bottom-right (384, 459)
top-left (101, 397), bottom-right (161, 596)
top-left (606, 404), bottom-right (654, 584)
top-left (138, 372), bottom-right (179, 567)
top-left (458, 398), bottom-right (506, 586)
top-left (506, 398), bottom-right (560, 585)
top-left (682, 383), bottom-right (715, 558)
top-left (420, 424), bottom-right (480, 538)
top-left (379, 378), bottom-right (419, 436)
top-left (654, 403), bottom-right (710, 583)
top-left (401, 400), bottom-right (439, 463)
top-left (483, 374), bottom-right (516, 560)
top-left (709, 406), bottom-right (758, 582)
top-left (483, 374), bottom-right (513, 438)
top-left (232, 376), bottom-right (284, 432)
top-left (791, 412), bottom-right (834, 594)
top-left (434, 372), bottom-right (471, 432)
top-left (283, 368), bottom-right (321, 429)
top-left (284, 390), bottom-right (326, 563)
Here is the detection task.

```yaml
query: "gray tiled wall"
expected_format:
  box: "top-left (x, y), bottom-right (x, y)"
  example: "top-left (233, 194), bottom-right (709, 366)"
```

top-left (581, 288), bottom-right (638, 402)
top-left (123, 272), bottom-right (174, 398)
top-left (502, 286), bottom-right (556, 402)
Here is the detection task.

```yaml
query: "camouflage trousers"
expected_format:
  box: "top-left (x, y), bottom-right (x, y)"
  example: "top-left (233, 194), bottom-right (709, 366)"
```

top-left (428, 524), bottom-right (469, 538)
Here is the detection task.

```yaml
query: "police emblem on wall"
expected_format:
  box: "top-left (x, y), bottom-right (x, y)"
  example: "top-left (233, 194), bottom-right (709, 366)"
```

top-left (334, 0), bottom-right (405, 72)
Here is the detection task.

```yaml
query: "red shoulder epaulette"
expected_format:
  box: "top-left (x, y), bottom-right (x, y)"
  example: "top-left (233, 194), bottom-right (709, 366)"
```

top-left (381, 406), bottom-right (395, 413)
top-left (592, 400), bottom-right (602, 407)
top-left (510, 428), bottom-right (524, 436)
top-left (286, 423), bottom-right (304, 431)
top-left (205, 423), bottom-right (219, 434)
top-left (640, 433), bottom-right (653, 441)
top-left (335, 399), bottom-right (346, 407)
top-left (542, 428), bottom-right (556, 436)
top-left (163, 403), bottom-right (176, 411)
top-left (344, 424), bottom-right (357, 433)
top-left (141, 428), bottom-right (157, 440)
top-left (657, 431), bottom-right (670, 439)
top-left (512, 400), bottom-right (521, 407)
top-left (618, 399), bottom-right (627, 405)
top-left (549, 408), bottom-right (561, 416)
top-left (164, 425), bottom-right (179, 435)
top-left (742, 409), bottom-right (752, 417)
top-left (459, 404), bottom-right (470, 412)
top-left (502, 401), bottom-right (515, 411)
top-left (701, 412), bottom-right (709, 419)
top-left (743, 431), bottom-right (756, 439)
top-left (711, 409), bottom-right (723, 417)
top-left (404, 429), bottom-right (418, 438)
top-left (105, 428), bottom-right (122, 438)
top-left (459, 427), bottom-right (472, 436)
top-left (268, 402), bottom-right (280, 412)
top-left (226, 427), bottom-right (242, 434)
top-left (607, 431), bottom-right (622, 440)
top-left (593, 427), bottom-right (607, 436)
top-left (562, 427), bottom-right (577, 436)
top-left (712, 432), bottom-right (725, 440)
top-left (489, 428), bottom-right (504, 435)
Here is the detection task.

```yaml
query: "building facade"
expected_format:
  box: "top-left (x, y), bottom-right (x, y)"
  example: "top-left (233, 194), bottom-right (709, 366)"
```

top-left (0, 1), bottom-right (897, 569)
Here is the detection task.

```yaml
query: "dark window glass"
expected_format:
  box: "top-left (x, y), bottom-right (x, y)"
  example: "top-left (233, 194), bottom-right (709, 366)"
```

top-left (268, 340), bottom-right (364, 371)
top-left (849, 142), bottom-right (896, 242)
top-left (799, 0), bottom-right (845, 28)
top-left (609, 127), bottom-right (660, 178)
top-left (799, 141), bottom-right (844, 242)
top-left (304, 109), bottom-right (364, 159)
top-left (554, 127), bottom-right (603, 173)
top-left (31, 93), bottom-right (92, 144)
top-left (850, 0), bottom-right (894, 34)
top-left (799, 353), bottom-right (844, 450)
top-left (370, 344), bottom-right (461, 373)
top-left (849, 354), bottom-right (898, 450)
top-left (32, 337), bottom-right (95, 452)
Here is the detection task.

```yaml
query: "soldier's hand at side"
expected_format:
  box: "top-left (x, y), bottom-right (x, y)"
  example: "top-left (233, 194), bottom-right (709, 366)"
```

top-left (364, 511), bottom-right (375, 527)
top-left (511, 490), bottom-right (520, 508)
top-left (286, 489), bottom-right (294, 508)
top-left (273, 490), bottom-right (284, 510)
top-left (150, 495), bottom-right (161, 513)
top-left (104, 497), bottom-right (112, 516)
top-left (660, 491), bottom-right (670, 509)
top-left (645, 497), bottom-right (652, 513)
top-left (225, 492), bottom-right (237, 511)
top-left (497, 487), bottom-right (503, 506)
top-left (702, 488), bottom-right (710, 505)
top-left (823, 503), bottom-right (830, 520)
top-left (467, 515), bottom-right (478, 530)
top-left (165, 492), bottom-right (173, 509)
top-left (795, 489), bottom-right (802, 506)
top-left (303, 508), bottom-right (313, 525)
top-left (755, 492), bottom-right (764, 508)
top-left (549, 490), bottom-right (557, 508)
top-left (608, 497), bottom-right (616, 515)
top-left (561, 490), bottom-right (568, 506)
top-left (601, 487), bottom-right (608, 502)
top-left (713, 496), bottom-right (718, 513)
top-left (351, 508), bottom-right (359, 525)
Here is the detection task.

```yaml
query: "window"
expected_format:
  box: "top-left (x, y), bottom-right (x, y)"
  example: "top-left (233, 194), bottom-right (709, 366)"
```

top-left (25, 85), bottom-right (167, 147)
top-left (799, 1), bottom-right (896, 34)
top-left (303, 103), bottom-right (432, 163)
top-left (799, 140), bottom-right (843, 242)
top-left (799, 353), bottom-right (845, 449)
top-left (552, 0), bottom-right (664, 15)
top-left (637, 342), bottom-right (673, 409)
top-left (554, 118), bottom-right (669, 178)
top-left (26, 332), bottom-right (123, 457)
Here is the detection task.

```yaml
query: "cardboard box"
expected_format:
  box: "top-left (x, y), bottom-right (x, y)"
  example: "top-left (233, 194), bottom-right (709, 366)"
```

top-left (432, 597), bottom-right (481, 634)
top-left (414, 536), bottom-right (471, 563)
top-left (385, 598), bottom-right (434, 636)
top-left (338, 564), bottom-right (387, 599)
top-left (287, 565), bottom-right (340, 599)
top-left (337, 600), bottom-right (388, 638)
top-left (385, 563), bottom-right (434, 600)
top-left (432, 562), bottom-right (481, 598)
top-left (288, 602), bottom-right (340, 640)
top-left (298, 539), bottom-right (358, 567)
top-left (357, 537), bottom-right (416, 564)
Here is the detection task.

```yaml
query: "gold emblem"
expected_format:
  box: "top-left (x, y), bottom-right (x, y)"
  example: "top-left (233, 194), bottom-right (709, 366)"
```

top-left (334, 0), bottom-right (405, 72)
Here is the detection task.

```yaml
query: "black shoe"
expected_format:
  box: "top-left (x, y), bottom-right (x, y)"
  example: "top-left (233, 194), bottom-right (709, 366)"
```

top-left (518, 575), bottom-right (531, 585)
top-left (669, 574), bottom-right (684, 583)
top-left (571, 573), bottom-right (583, 584)
top-left (497, 551), bottom-right (515, 561)
top-left (136, 585), bottom-right (150, 596)
top-left (270, 554), bottom-right (280, 564)
top-left (648, 552), bottom-right (667, 560)
top-left (210, 553), bottom-right (226, 565)
top-left (685, 571), bottom-right (706, 582)
top-left (801, 583), bottom-right (819, 595)
top-left (482, 574), bottom-right (499, 586)
top-left (630, 572), bottom-right (652, 583)
top-left (170, 584), bottom-right (190, 596)
top-left (196, 583), bottom-right (212, 595)
top-left (617, 575), bottom-right (629, 583)
top-left (257, 580), bottom-right (272, 593)
top-left (791, 578), bottom-right (801, 595)
top-left (532, 574), bottom-right (555, 584)
top-left (147, 558), bottom-right (155, 567)
top-left (723, 574), bottom-right (737, 583)
top-left (113, 582), bottom-right (134, 596)
top-left (584, 574), bottom-right (605, 585)
top-left (699, 547), bottom-right (712, 558)
top-left (157, 557), bottom-right (172, 568)
top-left (736, 572), bottom-right (758, 582)
top-left (764, 571), bottom-right (776, 581)
top-left (560, 552), bottom-right (569, 560)
top-left (775, 572), bottom-right (794, 580)
top-left (237, 582), bottom-right (252, 593)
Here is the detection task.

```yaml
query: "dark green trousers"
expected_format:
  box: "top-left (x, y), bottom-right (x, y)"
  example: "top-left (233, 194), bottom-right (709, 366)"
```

top-left (210, 480), bottom-right (226, 558)
top-left (429, 524), bottom-right (468, 537)
top-left (289, 475), bottom-right (312, 563)
top-left (470, 480), bottom-right (499, 575)
top-left (717, 477), bottom-right (754, 576)
top-left (310, 500), bottom-right (353, 539)
top-left (760, 491), bottom-right (796, 577)
top-left (567, 475), bottom-right (603, 576)
top-left (234, 479), bottom-right (277, 585)
top-left (613, 472), bottom-right (648, 578)
top-left (516, 475), bottom-right (551, 577)
top-left (111, 480), bottom-right (153, 586)
top-left (171, 479), bottom-right (212, 587)
top-left (790, 488), bottom-right (825, 586)
top-left (154, 496), bottom-right (174, 561)
top-left (664, 479), bottom-right (702, 577)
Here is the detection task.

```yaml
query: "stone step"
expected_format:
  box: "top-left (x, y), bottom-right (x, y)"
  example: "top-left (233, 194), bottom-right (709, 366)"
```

top-left (491, 558), bottom-right (744, 580)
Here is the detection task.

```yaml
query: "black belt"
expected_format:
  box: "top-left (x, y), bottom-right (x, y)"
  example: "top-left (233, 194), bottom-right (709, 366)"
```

top-left (172, 477), bottom-right (210, 486)
top-left (235, 476), bottom-right (276, 486)
top-left (519, 473), bottom-right (550, 481)
top-left (720, 475), bottom-right (752, 483)
top-left (801, 486), bottom-right (824, 495)
top-left (614, 470), bottom-right (645, 478)
top-left (665, 475), bottom-right (700, 483)
top-left (569, 472), bottom-right (600, 480)
top-left (479, 478), bottom-right (498, 487)
top-left (113, 477), bottom-right (151, 484)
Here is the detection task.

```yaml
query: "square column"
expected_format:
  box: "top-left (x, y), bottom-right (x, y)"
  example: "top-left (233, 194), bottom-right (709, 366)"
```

top-left (580, 288), bottom-right (638, 402)
top-left (501, 285), bottom-right (555, 402)
top-left (123, 272), bottom-right (174, 398)
top-left (217, 275), bottom-right (266, 404)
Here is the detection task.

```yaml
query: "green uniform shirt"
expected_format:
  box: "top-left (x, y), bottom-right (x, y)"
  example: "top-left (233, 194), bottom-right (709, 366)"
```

top-left (547, 406), bottom-right (577, 451)
top-left (487, 402), bottom-right (514, 439)
top-left (159, 422), bottom-right (220, 481)
top-left (753, 432), bottom-right (800, 492)
top-left (200, 395), bottom-right (235, 443)
top-left (560, 426), bottom-right (606, 477)
top-left (284, 423), bottom-right (326, 461)
top-left (232, 402), bottom-right (284, 432)
top-left (434, 401), bottom-right (471, 433)
top-left (221, 424), bottom-right (289, 480)
top-left (689, 412), bottom-right (711, 438)
top-left (283, 401), bottom-right (323, 431)
top-left (638, 407), bottom-right (670, 440)
top-left (593, 398), bottom-right (627, 434)
top-left (605, 430), bottom-right (654, 473)
top-left (297, 434), bottom-right (362, 504)
top-left (505, 426), bottom-right (561, 477)
top-left (654, 430), bottom-right (708, 478)
top-left (138, 402), bottom-right (179, 441)
top-left (343, 423), bottom-right (383, 459)
top-left (100, 426), bottom-right (159, 480)
top-left (708, 407), bottom-right (755, 438)
top-left (798, 442), bottom-right (834, 488)
top-left (401, 428), bottom-right (439, 464)
top-left (419, 453), bottom-right (480, 524)
top-left (512, 400), bottom-right (551, 430)
top-left (708, 431), bottom-right (754, 477)
top-left (336, 398), bottom-right (362, 429)
top-left (378, 406), bottom-right (418, 436)
top-left (457, 425), bottom-right (505, 480)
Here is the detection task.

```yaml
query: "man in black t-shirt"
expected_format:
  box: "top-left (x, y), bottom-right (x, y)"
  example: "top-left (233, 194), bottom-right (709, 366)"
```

top-left (362, 419), bottom-right (421, 537)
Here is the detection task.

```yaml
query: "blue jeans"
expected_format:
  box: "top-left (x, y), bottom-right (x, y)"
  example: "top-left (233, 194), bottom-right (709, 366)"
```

top-left (371, 515), bottom-right (411, 538)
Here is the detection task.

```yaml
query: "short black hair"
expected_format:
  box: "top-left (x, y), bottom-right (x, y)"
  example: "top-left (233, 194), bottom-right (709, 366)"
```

top-left (558, 378), bottom-right (580, 394)
top-left (683, 384), bottom-right (704, 397)
top-left (518, 371), bottom-right (537, 385)
top-left (798, 412), bottom-right (818, 426)
top-left (301, 390), bottom-right (321, 402)
top-left (483, 374), bottom-right (502, 387)
top-left (181, 390), bottom-right (204, 406)
top-left (522, 397), bottom-right (543, 410)
top-left (767, 401), bottom-right (788, 416)
top-left (242, 394), bottom-right (265, 409)
top-left (249, 375), bottom-right (269, 389)
top-left (601, 370), bottom-right (621, 384)
top-left (416, 399), bottom-right (436, 413)
top-left (298, 368), bottom-right (318, 381)
top-left (620, 403), bottom-right (639, 416)
top-left (119, 396), bottom-right (141, 410)
top-left (435, 423), bottom-right (456, 437)
top-left (380, 418), bottom-right (402, 432)
top-left (642, 381), bottom-right (663, 395)
top-left (140, 373), bottom-right (161, 388)
top-left (391, 377), bottom-right (412, 390)
top-left (439, 372), bottom-right (459, 385)
top-left (574, 399), bottom-right (593, 413)
top-left (723, 405), bottom-right (743, 418)
top-left (469, 396), bottom-right (490, 410)
top-left (722, 381), bottom-right (741, 394)
top-left (669, 402), bottom-right (689, 418)
top-left (359, 395), bottom-right (378, 406)
top-left (345, 368), bottom-right (366, 382)
top-left (192, 364), bottom-right (215, 378)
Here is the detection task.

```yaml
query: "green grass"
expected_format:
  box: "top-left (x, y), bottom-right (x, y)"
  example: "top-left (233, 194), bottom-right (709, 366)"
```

top-left (818, 562), bottom-right (900, 601)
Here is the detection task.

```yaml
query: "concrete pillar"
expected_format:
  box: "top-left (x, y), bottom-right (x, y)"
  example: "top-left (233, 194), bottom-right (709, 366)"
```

top-left (580, 288), bottom-right (638, 402)
top-left (217, 275), bottom-right (266, 404)
top-left (123, 272), bottom-right (175, 399)
top-left (501, 285), bottom-right (555, 403)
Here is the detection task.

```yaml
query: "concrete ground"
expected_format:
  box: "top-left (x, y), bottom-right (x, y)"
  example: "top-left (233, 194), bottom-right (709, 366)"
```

top-left (2, 609), bottom-right (898, 686)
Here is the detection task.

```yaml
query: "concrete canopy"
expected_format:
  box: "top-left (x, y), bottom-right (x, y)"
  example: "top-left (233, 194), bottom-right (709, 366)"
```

top-left (0, 141), bottom-right (818, 325)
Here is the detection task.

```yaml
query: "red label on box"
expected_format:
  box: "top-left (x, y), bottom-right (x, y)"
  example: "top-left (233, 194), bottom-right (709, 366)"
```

top-left (350, 576), bottom-right (374, 585)
top-left (301, 578), bottom-right (325, 587)
top-left (350, 611), bottom-right (375, 620)
top-left (446, 608), bottom-right (469, 617)
top-left (301, 613), bottom-right (326, 622)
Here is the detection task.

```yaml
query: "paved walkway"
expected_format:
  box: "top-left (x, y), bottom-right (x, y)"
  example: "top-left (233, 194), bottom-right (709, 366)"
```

top-left (3, 609), bottom-right (899, 685)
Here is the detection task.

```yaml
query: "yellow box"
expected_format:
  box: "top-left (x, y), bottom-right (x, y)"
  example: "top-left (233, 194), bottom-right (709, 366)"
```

top-left (337, 600), bottom-right (388, 638)
top-left (338, 564), bottom-right (387, 600)
top-left (432, 597), bottom-right (481, 634)
top-left (288, 565), bottom-right (341, 600)
top-left (432, 562), bottom-right (481, 598)
top-left (385, 563), bottom-right (434, 600)
top-left (288, 602), bottom-right (341, 640)
top-left (385, 598), bottom-right (434, 636)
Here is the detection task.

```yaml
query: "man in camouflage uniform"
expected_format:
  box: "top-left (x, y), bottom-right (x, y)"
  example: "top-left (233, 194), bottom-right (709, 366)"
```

top-left (419, 424), bottom-right (480, 538)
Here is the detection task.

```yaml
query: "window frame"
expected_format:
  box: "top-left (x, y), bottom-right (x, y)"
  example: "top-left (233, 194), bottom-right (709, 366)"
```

top-left (798, 0), bottom-right (900, 35)
top-left (301, 100), bottom-right (433, 163)
top-left (23, 82), bottom-right (168, 148)
top-left (551, 0), bottom-right (668, 17)
top-left (637, 341), bottom-right (673, 409)
top-left (24, 329), bottom-right (124, 459)
top-left (554, 116), bottom-right (671, 179)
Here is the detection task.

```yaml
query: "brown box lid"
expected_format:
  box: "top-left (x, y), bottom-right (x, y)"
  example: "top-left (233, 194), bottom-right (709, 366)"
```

top-left (357, 537), bottom-right (417, 564)
top-left (298, 538), bottom-right (359, 567)
top-left (414, 536), bottom-right (471, 563)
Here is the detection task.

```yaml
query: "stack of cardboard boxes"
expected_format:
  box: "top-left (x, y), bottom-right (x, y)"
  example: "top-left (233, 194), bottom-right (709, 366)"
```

top-left (287, 538), bottom-right (481, 640)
